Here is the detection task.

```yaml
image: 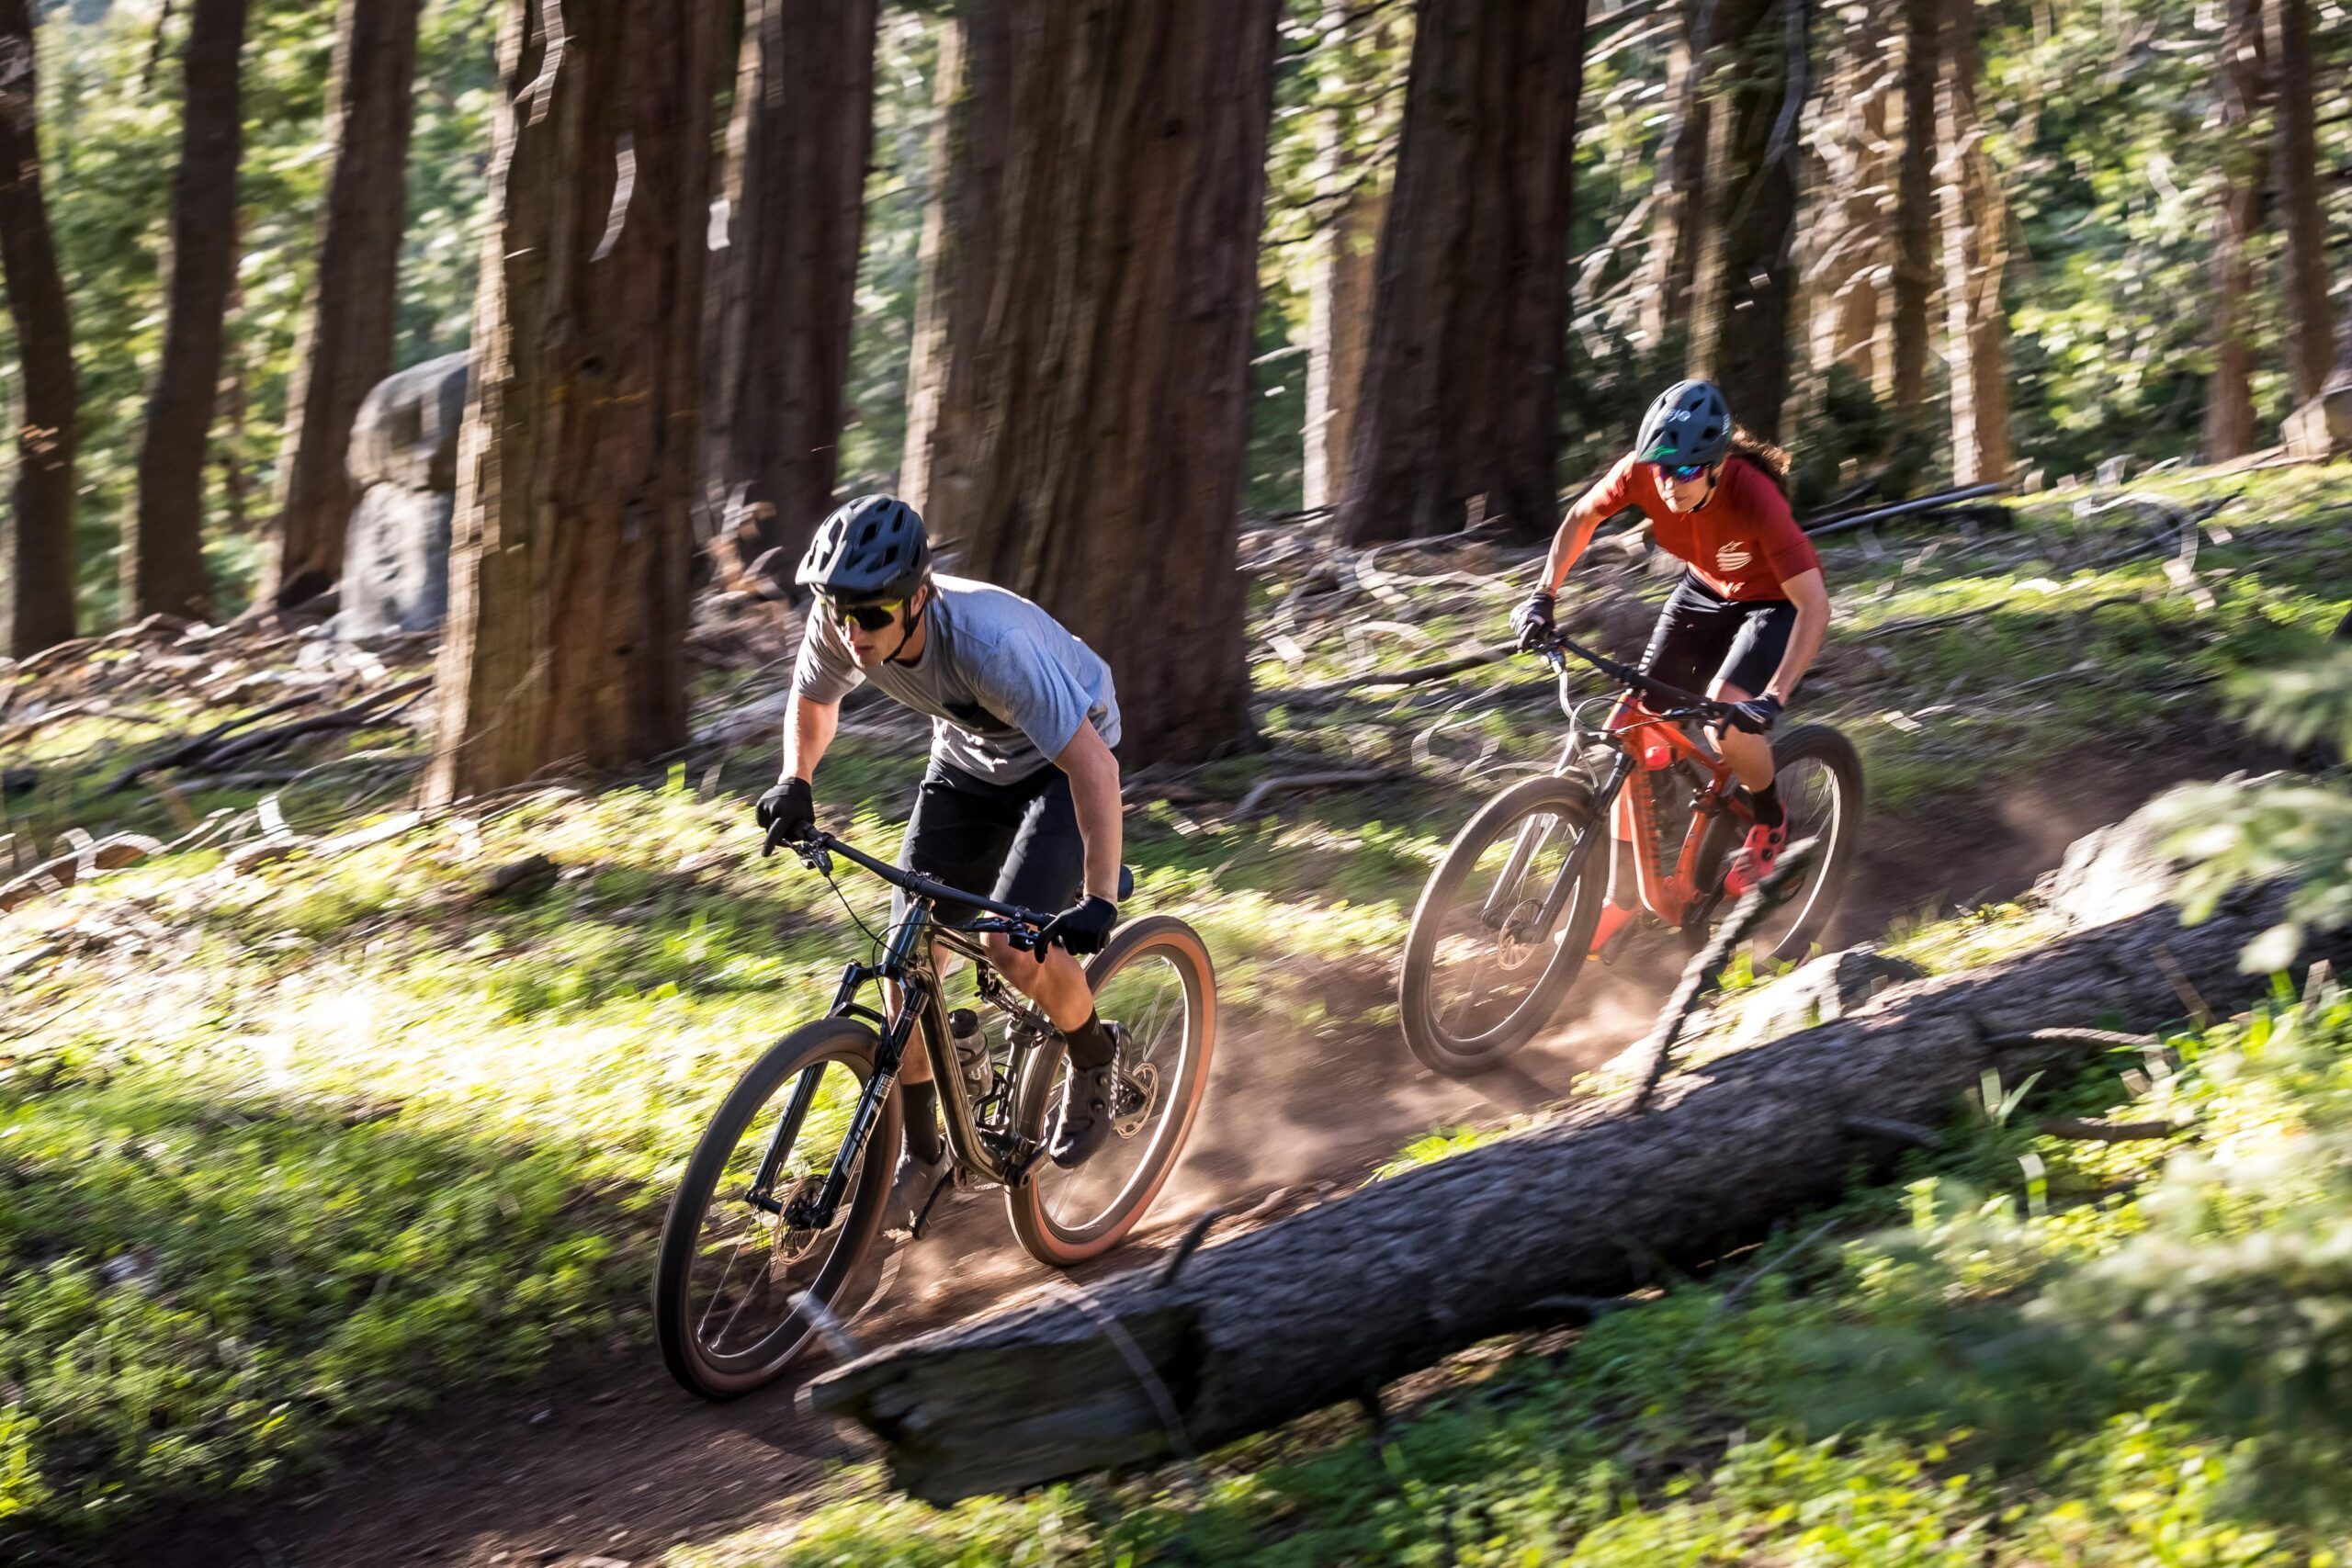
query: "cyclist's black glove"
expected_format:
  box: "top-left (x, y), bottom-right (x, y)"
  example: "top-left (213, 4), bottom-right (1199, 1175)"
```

top-left (756, 777), bottom-right (816, 852)
top-left (1511, 589), bottom-right (1556, 652)
top-left (1724, 694), bottom-right (1783, 735)
top-left (1039, 894), bottom-right (1118, 957)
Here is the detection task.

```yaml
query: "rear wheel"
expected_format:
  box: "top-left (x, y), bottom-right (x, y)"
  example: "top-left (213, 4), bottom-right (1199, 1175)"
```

top-left (1398, 772), bottom-right (1610, 1077)
top-left (1728, 722), bottom-right (1866, 964)
top-left (1006, 917), bottom-right (1216, 1267)
top-left (654, 1019), bottom-right (900, 1400)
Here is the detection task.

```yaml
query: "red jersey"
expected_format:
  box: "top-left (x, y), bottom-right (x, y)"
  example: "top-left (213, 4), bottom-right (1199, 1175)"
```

top-left (1578, 454), bottom-right (1822, 601)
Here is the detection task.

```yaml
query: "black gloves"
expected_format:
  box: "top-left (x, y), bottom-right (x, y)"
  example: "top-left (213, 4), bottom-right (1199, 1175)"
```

top-left (756, 777), bottom-right (816, 850)
top-left (1039, 894), bottom-right (1118, 956)
top-left (1724, 694), bottom-right (1783, 735)
top-left (1511, 590), bottom-right (1556, 652)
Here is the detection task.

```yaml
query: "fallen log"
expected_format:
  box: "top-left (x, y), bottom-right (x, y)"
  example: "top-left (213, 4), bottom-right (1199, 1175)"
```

top-left (804, 870), bottom-right (2347, 1504)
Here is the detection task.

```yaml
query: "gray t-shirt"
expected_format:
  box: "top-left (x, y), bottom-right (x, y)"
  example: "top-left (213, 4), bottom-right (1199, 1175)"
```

top-left (792, 575), bottom-right (1121, 783)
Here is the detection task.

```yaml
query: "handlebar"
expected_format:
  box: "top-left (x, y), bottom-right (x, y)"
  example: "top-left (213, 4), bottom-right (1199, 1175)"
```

top-left (762, 825), bottom-right (1054, 945)
top-left (1531, 629), bottom-right (1730, 723)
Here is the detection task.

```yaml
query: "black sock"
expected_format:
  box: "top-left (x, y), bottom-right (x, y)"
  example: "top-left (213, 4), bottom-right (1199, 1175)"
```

top-left (1749, 781), bottom-right (1785, 829)
top-left (1064, 1012), bottom-right (1115, 1070)
top-left (902, 1079), bottom-right (943, 1162)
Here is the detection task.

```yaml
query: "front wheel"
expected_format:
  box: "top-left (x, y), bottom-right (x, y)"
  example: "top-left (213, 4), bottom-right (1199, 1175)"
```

top-left (1727, 722), bottom-right (1866, 964)
top-left (1398, 771), bottom-right (1610, 1077)
top-left (653, 1018), bottom-right (901, 1400)
top-left (1005, 916), bottom-right (1217, 1267)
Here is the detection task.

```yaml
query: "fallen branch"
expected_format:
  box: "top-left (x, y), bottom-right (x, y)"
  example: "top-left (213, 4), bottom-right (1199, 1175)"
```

top-left (1267, 645), bottom-right (1516, 704)
top-left (802, 868), bottom-right (2346, 1505)
top-left (2038, 1116), bottom-right (2177, 1143)
top-left (1228, 768), bottom-right (1398, 820)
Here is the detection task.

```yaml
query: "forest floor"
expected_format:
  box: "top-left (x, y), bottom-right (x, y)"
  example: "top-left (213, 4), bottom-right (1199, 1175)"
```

top-left (2, 463), bottom-right (2346, 1564)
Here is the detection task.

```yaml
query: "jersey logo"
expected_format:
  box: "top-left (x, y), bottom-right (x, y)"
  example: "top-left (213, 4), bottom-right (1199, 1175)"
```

top-left (1716, 542), bottom-right (1754, 573)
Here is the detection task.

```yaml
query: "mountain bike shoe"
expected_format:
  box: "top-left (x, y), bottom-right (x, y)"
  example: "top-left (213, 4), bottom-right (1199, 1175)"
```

top-left (886, 1143), bottom-right (956, 1239)
top-left (1724, 820), bottom-right (1789, 898)
top-left (1050, 1057), bottom-right (1123, 1168)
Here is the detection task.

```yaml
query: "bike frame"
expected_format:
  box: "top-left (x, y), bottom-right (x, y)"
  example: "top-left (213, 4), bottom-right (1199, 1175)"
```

top-left (759, 832), bottom-right (1062, 1233)
top-left (1517, 633), bottom-right (1758, 940)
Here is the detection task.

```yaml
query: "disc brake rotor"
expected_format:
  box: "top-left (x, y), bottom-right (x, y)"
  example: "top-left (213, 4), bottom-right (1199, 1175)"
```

top-left (1112, 1060), bottom-right (1159, 1139)
top-left (766, 1173), bottom-right (829, 1270)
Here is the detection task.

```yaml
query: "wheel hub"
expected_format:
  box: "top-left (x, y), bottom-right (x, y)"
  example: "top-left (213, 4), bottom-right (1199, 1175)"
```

top-left (1112, 1060), bottom-right (1159, 1139)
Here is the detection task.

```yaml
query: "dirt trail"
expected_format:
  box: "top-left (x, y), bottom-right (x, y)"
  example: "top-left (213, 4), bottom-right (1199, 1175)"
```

top-left (164, 748), bottom-right (2256, 1568)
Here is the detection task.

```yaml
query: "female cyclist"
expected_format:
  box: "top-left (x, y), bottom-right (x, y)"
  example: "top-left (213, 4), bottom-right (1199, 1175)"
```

top-left (1510, 378), bottom-right (1833, 957)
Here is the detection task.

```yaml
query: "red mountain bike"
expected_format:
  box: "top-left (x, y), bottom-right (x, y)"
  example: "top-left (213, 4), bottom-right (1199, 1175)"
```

top-left (1398, 629), bottom-right (1863, 1077)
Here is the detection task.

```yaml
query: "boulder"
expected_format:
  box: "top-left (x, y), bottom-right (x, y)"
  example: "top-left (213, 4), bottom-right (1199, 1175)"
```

top-left (339, 352), bottom-right (469, 639)
top-left (1713, 944), bottom-right (1928, 1051)
top-left (2282, 364), bottom-right (2352, 460)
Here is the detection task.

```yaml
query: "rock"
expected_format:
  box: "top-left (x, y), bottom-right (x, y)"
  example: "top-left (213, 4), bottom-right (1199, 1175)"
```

top-left (1716, 944), bottom-right (1928, 1051)
top-left (225, 837), bottom-right (309, 875)
top-left (483, 854), bottom-right (560, 904)
top-left (2034, 803), bottom-right (2181, 931)
top-left (340, 352), bottom-right (469, 640)
top-left (2282, 366), bottom-right (2352, 460)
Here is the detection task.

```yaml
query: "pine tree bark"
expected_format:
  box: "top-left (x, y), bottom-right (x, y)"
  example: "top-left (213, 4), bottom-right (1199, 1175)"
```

top-left (901, 0), bottom-right (1017, 534)
top-left (1301, 0), bottom-right (1395, 515)
top-left (0, 0), bottom-right (78, 658)
top-left (1803, 14), bottom-right (1890, 400)
top-left (1336, 0), bottom-right (1589, 544)
top-left (128, 0), bottom-right (245, 622)
top-left (1888, 0), bottom-right (1936, 426)
top-left (2206, 0), bottom-right (2267, 462)
top-left (952, 0), bottom-right (1279, 764)
top-left (424, 0), bottom-right (720, 803)
top-left (1640, 0), bottom-right (1713, 352)
top-left (705, 0), bottom-right (876, 581)
top-left (1937, 0), bottom-right (2007, 484)
top-left (2267, 0), bottom-right (2332, 407)
top-left (266, 0), bottom-right (421, 611)
top-left (1689, 0), bottom-right (1808, 440)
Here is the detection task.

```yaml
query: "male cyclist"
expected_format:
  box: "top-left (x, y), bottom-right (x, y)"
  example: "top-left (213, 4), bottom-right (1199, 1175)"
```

top-left (756, 495), bottom-right (1129, 1228)
top-left (1510, 379), bottom-right (1834, 954)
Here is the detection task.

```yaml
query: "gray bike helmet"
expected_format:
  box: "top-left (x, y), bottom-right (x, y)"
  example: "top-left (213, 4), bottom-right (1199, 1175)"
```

top-left (796, 493), bottom-right (933, 602)
top-left (1636, 378), bottom-right (1734, 467)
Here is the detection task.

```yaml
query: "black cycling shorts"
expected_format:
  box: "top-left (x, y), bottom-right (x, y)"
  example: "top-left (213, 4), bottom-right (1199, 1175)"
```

top-left (1639, 571), bottom-right (1796, 701)
top-left (894, 757), bottom-right (1086, 928)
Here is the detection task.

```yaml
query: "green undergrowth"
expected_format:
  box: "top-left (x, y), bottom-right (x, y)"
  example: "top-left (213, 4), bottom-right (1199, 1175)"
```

top-left (0, 732), bottom-right (1444, 1550)
top-left (670, 986), bottom-right (2352, 1567)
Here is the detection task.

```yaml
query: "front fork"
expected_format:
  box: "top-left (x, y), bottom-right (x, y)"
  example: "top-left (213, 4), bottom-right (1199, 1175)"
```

top-left (775, 913), bottom-right (934, 1232)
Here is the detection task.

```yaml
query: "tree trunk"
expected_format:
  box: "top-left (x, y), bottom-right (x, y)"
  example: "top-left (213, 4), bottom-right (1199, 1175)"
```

top-left (807, 872), bottom-right (2351, 1504)
top-left (2206, 0), bottom-right (2267, 462)
top-left (1640, 0), bottom-right (1712, 351)
top-left (949, 0), bottom-right (1279, 765)
top-left (2267, 0), bottom-right (2332, 408)
top-left (128, 0), bottom-right (246, 622)
top-left (901, 0), bottom-right (1016, 534)
top-left (1300, 0), bottom-right (1393, 515)
top-left (1887, 0), bottom-right (1936, 427)
top-left (705, 0), bottom-right (876, 582)
top-left (1334, 0), bottom-right (1587, 545)
top-left (265, 0), bottom-right (421, 611)
top-left (1937, 0), bottom-right (2007, 484)
top-left (423, 0), bottom-right (719, 803)
top-left (1689, 0), bottom-right (1807, 439)
top-left (1808, 29), bottom-right (1888, 398)
top-left (0, 0), bottom-right (78, 658)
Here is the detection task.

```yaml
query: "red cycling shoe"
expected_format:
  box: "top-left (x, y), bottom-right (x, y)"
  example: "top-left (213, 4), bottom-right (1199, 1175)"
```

top-left (1724, 819), bottom-right (1788, 897)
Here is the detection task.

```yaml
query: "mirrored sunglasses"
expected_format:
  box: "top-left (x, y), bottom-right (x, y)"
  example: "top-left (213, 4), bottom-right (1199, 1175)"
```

top-left (818, 594), bottom-right (905, 632)
top-left (1652, 462), bottom-right (1708, 483)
